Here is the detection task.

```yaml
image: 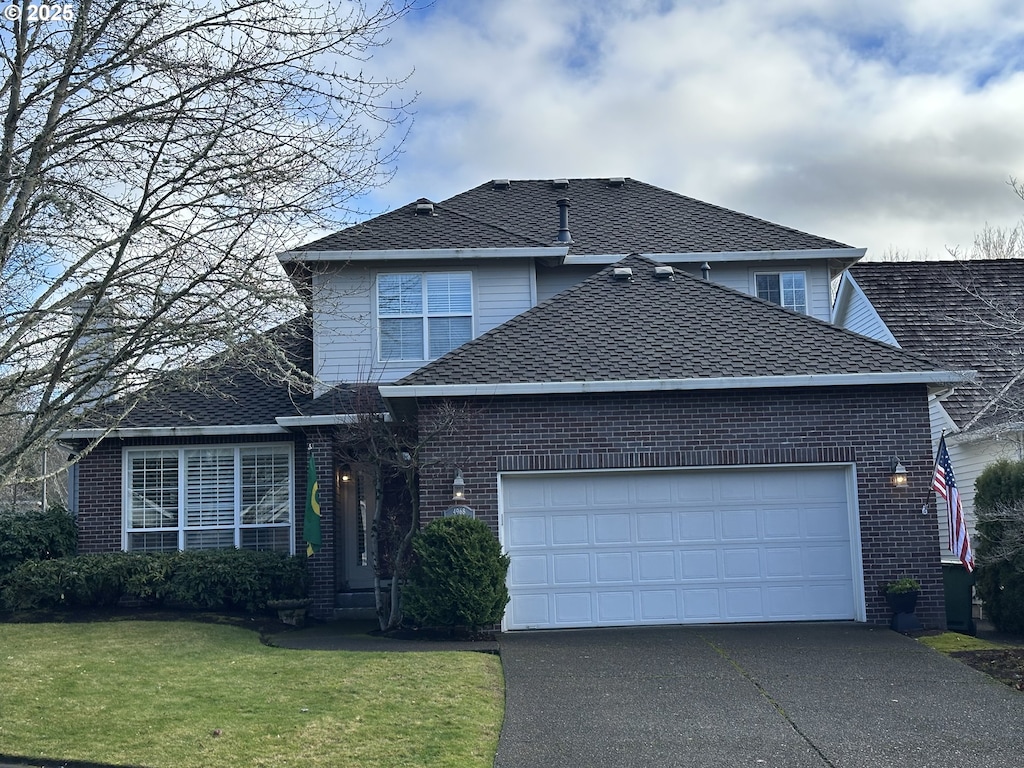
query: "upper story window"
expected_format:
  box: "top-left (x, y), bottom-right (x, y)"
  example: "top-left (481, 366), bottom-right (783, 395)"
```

top-left (377, 272), bottom-right (473, 361)
top-left (755, 272), bottom-right (807, 313)
top-left (124, 445), bottom-right (293, 554)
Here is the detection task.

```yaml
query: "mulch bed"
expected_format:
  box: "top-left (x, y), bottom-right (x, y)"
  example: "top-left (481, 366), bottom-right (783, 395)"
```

top-left (952, 648), bottom-right (1024, 691)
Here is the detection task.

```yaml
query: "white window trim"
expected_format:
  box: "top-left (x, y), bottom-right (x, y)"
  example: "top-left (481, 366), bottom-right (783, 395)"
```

top-left (375, 270), bottom-right (474, 363)
top-left (122, 443), bottom-right (295, 554)
top-left (753, 270), bottom-right (808, 313)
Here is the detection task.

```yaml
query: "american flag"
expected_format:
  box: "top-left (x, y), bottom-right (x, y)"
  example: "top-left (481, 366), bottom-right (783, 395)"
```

top-left (932, 436), bottom-right (975, 572)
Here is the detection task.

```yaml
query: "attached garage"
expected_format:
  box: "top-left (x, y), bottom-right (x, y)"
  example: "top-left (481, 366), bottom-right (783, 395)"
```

top-left (500, 466), bottom-right (863, 630)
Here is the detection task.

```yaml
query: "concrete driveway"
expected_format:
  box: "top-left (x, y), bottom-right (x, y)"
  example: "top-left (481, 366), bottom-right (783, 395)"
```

top-left (495, 623), bottom-right (1024, 768)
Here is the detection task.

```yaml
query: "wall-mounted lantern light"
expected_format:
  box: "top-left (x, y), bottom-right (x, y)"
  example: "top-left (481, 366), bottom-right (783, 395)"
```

top-left (452, 469), bottom-right (466, 501)
top-left (338, 465), bottom-right (351, 484)
top-left (891, 458), bottom-right (908, 488)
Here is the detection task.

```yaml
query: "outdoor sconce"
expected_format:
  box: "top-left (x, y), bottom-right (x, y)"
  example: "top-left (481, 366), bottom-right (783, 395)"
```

top-left (339, 465), bottom-right (351, 483)
top-left (452, 469), bottom-right (466, 501)
top-left (891, 458), bottom-right (908, 488)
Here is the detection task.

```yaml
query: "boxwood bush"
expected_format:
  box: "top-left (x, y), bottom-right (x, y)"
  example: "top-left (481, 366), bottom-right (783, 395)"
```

top-left (1, 549), bottom-right (308, 613)
top-left (0, 506), bottom-right (77, 582)
top-left (403, 516), bottom-right (509, 631)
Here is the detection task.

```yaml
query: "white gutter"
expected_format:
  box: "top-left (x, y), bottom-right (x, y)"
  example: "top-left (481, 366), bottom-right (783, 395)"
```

top-left (59, 424), bottom-right (288, 439)
top-left (279, 246), bottom-right (569, 263)
top-left (562, 247), bottom-right (866, 266)
top-left (380, 370), bottom-right (975, 399)
top-left (275, 413), bottom-right (391, 427)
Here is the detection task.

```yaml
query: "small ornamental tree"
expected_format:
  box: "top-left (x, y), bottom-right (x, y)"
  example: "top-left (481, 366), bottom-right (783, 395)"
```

top-left (974, 458), bottom-right (1024, 634)
top-left (403, 516), bottom-right (510, 632)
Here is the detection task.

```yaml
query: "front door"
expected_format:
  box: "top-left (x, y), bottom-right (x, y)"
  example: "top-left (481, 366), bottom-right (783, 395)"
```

top-left (334, 463), bottom-right (375, 590)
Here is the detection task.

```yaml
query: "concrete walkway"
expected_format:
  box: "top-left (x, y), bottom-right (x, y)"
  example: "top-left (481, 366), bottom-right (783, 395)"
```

top-left (495, 623), bottom-right (1024, 768)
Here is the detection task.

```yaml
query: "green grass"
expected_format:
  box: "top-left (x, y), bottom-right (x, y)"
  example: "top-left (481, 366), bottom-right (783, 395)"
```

top-left (918, 632), bottom-right (1010, 654)
top-left (0, 621), bottom-right (504, 768)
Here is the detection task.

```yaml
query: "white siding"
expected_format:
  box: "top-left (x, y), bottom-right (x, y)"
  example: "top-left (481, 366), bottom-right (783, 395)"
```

top-left (312, 261), bottom-right (534, 388)
top-left (536, 265), bottom-right (599, 302)
top-left (938, 432), bottom-right (1024, 558)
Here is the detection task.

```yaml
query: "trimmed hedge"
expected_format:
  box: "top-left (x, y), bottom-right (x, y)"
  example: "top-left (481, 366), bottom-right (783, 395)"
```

top-left (1, 549), bottom-right (308, 613)
top-left (403, 516), bottom-right (509, 631)
top-left (974, 459), bottom-right (1024, 634)
top-left (0, 506), bottom-right (77, 581)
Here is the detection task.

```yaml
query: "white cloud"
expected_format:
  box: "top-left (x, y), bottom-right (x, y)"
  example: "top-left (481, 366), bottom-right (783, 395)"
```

top-left (357, 0), bottom-right (1024, 258)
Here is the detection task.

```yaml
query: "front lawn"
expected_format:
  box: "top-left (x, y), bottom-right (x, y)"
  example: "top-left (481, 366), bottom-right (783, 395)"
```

top-left (0, 620), bottom-right (504, 768)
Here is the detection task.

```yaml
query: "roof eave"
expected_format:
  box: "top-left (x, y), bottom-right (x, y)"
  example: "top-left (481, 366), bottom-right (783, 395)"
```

top-left (279, 246), bottom-right (570, 263)
top-left (381, 370), bottom-right (976, 400)
top-left (58, 424), bottom-right (290, 439)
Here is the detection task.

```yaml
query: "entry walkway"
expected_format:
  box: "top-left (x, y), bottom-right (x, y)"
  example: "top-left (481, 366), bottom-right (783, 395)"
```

top-left (495, 623), bottom-right (1024, 768)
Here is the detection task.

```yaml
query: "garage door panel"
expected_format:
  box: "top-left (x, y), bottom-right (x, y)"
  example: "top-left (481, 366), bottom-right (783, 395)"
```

top-left (510, 593), bottom-right (549, 625)
top-left (721, 474), bottom-right (757, 501)
top-left (553, 592), bottom-right (592, 624)
top-left (637, 512), bottom-right (673, 542)
top-left (722, 548), bottom-right (762, 579)
top-left (552, 553), bottom-right (591, 584)
top-left (507, 516), bottom-right (547, 547)
top-left (763, 508), bottom-right (802, 539)
top-left (681, 549), bottom-right (719, 579)
top-left (502, 467), bottom-right (857, 630)
top-left (721, 509), bottom-right (759, 540)
top-left (551, 514), bottom-right (589, 545)
top-left (805, 546), bottom-right (854, 577)
top-left (597, 592), bottom-right (635, 623)
top-left (678, 511), bottom-right (716, 541)
top-left (594, 513), bottom-right (631, 544)
top-left (596, 552), bottom-right (633, 582)
top-left (510, 555), bottom-right (548, 586)
top-left (725, 587), bottom-right (764, 618)
top-left (764, 547), bottom-right (804, 578)
top-left (804, 506), bottom-right (850, 538)
top-left (638, 551), bottom-right (676, 581)
top-left (682, 589), bottom-right (721, 619)
top-left (640, 590), bottom-right (677, 620)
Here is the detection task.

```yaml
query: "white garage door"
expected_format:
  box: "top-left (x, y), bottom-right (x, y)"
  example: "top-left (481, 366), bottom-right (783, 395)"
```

top-left (501, 466), bottom-right (859, 630)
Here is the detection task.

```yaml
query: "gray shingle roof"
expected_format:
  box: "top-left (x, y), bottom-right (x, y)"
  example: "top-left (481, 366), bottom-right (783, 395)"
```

top-left (103, 318), bottom-right (315, 429)
top-left (295, 179), bottom-right (852, 255)
top-left (850, 260), bottom-right (1024, 431)
top-left (398, 254), bottom-right (948, 387)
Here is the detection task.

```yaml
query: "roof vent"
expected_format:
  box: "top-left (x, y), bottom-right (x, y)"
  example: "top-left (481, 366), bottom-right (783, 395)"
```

top-left (654, 265), bottom-right (674, 280)
top-left (492, 179), bottom-right (511, 190)
top-left (701, 261), bottom-right (711, 280)
top-left (555, 198), bottom-right (573, 243)
top-left (607, 177), bottom-right (625, 187)
top-left (414, 199), bottom-right (435, 216)
top-left (613, 267), bottom-right (633, 280)
top-left (552, 178), bottom-right (569, 189)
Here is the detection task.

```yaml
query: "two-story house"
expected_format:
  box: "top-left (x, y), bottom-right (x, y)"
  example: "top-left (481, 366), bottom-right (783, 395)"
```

top-left (65, 178), bottom-right (971, 630)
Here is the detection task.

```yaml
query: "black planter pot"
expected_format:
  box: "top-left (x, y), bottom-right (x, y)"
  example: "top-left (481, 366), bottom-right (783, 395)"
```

top-left (886, 590), bottom-right (921, 632)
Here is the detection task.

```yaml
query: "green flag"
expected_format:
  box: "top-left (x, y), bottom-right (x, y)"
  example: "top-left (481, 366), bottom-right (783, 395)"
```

top-left (304, 454), bottom-right (322, 557)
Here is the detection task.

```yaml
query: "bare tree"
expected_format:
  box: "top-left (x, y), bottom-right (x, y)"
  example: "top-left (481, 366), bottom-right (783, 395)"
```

top-left (0, 0), bottom-right (414, 492)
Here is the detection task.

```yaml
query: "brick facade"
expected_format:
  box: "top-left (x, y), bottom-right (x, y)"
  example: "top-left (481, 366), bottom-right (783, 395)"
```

top-left (72, 432), bottom-right (339, 618)
top-left (415, 385), bottom-right (945, 629)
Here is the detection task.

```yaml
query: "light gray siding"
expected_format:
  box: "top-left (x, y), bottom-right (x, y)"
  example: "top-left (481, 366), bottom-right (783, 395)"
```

top-left (312, 261), bottom-right (534, 389)
top-left (833, 273), bottom-right (899, 345)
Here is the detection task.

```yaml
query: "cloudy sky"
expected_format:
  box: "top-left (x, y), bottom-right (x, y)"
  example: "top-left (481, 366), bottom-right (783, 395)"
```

top-left (354, 0), bottom-right (1024, 260)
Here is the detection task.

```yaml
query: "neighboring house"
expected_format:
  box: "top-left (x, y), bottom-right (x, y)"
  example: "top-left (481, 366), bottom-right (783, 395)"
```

top-left (63, 178), bottom-right (972, 630)
top-left (835, 259), bottom-right (1024, 558)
